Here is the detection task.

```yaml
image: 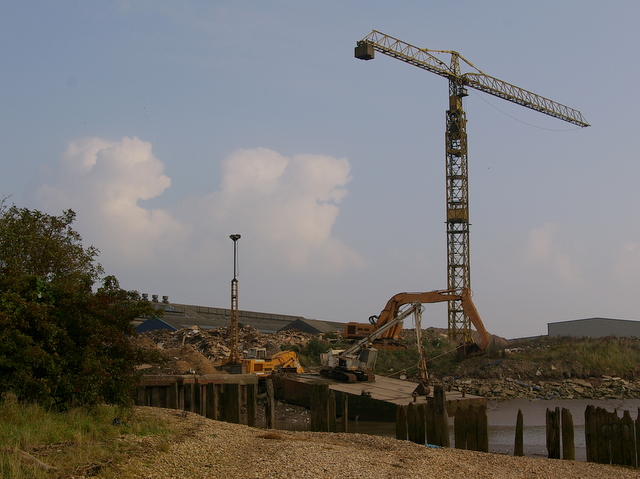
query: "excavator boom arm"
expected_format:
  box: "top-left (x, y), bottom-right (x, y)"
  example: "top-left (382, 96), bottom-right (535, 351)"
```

top-left (373, 288), bottom-right (489, 351)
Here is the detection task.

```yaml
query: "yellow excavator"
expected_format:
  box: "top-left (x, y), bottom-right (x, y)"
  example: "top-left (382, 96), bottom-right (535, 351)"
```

top-left (321, 288), bottom-right (489, 383)
top-left (242, 347), bottom-right (305, 378)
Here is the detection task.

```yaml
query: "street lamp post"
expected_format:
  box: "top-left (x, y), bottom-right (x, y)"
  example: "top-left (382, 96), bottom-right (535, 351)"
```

top-left (228, 234), bottom-right (242, 373)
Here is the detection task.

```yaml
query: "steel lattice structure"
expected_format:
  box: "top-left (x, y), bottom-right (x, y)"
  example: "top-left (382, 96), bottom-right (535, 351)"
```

top-left (355, 30), bottom-right (589, 347)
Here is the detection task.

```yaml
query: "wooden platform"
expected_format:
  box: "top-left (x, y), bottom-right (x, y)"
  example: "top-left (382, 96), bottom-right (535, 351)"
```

top-left (279, 373), bottom-right (485, 422)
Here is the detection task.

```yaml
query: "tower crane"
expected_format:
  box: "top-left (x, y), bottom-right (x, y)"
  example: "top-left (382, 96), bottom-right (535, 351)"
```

top-left (355, 30), bottom-right (589, 348)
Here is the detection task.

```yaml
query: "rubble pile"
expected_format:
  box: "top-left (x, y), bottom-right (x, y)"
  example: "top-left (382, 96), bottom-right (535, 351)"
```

top-left (135, 325), bottom-right (315, 375)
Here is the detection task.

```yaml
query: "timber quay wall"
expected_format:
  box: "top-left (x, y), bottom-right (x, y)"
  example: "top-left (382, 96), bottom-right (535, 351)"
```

top-left (136, 374), bottom-right (262, 426)
top-left (135, 375), bottom-right (640, 467)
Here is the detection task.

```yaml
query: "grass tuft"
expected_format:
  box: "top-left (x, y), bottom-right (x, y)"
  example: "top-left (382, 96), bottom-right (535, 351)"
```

top-left (0, 395), bottom-right (176, 478)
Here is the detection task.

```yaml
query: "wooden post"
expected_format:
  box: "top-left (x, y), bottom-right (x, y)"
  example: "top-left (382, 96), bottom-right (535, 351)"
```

top-left (417, 403), bottom-right (426, 446)
top-left (222, 383), bottom-right (241, 424)
top-left (596, 407), bottom-right (610, 464)
top-left (341, 394), bottom-right (349, 433)
top-left (514, 409), bottom-right (524, 456)
top-left (611, 410), bottom-right (623, 466)
top-left (205, 383), bottom-right (215, 419)
top-left (193, 381), bottom-right (201, 414)
top-left (425, 400), bottom-right (436, 445)
top-left (183, 382), bottom-right (194, 412)
top-left (433, 385), bottom-right (450, 447)
top-left (137, 387), bottom-right (145, 406)
top-left (466, 406), bottom-right (477, 452)
top-left (396, 405), bottom-right (408, 441)
top-left (310, 383), bottom-right (330, 432)
top-left (265, 379), bottom-right (276, 429)
top-left (454, 407), bottom-right (467, 450)
top-left (168, 381), bottom-right (179, 409)
top-left (635, 407), bottom-right (640, 467)
top-left (561, 407), bottom-right (575, 460)
top-left (621, 409), bottom-right (636, 467)
top-left (585, 405), bottom-right (597, 462)
top-left (407, 403), bottom-right (417, 443)
top-left (246, 383), bottom-right (257, 427)
top-left (328, 390), bottom-right (337, 433)
top-left (476, 404), bottom-right (488, 453)
top-left (546, 407), bottom-right (561, 459)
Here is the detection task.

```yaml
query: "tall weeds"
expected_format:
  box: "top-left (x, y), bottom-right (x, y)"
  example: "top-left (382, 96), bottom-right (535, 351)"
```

top-left (0, 395), bottom-right (173, 478)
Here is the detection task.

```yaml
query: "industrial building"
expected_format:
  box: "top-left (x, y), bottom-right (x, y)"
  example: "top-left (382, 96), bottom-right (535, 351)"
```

top-left (134, 296), bottom-right (343, 335)
top-left (547, 317), bottom-right (640, 338)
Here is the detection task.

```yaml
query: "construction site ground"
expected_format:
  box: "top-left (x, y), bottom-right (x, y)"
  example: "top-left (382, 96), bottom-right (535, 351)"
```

top-left (134, 325), bottom-right (640, 404)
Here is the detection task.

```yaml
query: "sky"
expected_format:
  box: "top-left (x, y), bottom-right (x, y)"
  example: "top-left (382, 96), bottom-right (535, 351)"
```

top-left (1, 1), bottom-right (639, 339)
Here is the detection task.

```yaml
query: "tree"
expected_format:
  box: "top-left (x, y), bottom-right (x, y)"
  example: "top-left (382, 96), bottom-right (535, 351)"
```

top-left (0, 203), bottom-right (156, 408)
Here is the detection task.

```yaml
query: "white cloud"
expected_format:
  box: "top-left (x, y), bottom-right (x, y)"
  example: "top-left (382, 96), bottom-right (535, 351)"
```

top-left (35, 139), bottom-right (363, 283)
top-left (37, 136), bottom-right (188, 266)
top-left (524, 222), bottom-right (581, 285)
top-left (199, 147), bottom-right (363, 273)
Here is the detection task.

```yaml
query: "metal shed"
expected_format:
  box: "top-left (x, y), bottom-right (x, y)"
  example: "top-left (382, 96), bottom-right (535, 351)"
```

top-left (548, 317), bottom-right (640, 338)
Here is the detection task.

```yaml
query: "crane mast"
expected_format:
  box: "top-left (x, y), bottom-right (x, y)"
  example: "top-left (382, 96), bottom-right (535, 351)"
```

top-left (355, 30), bottom-right (588, 347)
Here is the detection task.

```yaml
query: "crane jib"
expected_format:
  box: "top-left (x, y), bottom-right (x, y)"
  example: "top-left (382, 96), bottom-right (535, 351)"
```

top-left (356, 31), bottom-right (589, 128)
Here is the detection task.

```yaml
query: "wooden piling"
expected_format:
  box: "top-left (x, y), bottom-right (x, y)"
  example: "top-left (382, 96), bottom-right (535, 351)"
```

top-left (454, 407), bottom-right (468, 450)
top-left (205, 383), bottom-right (215, 419)
top-left (561, 407), bottom-right (575, 460)
top-left (396, 405), bottom-right (408, 441)
top-left (546, 407), bottom-right (560, 459)
top-left (310, 383), bottom-right (330, 432)
top-left (611, 411), bottom-right (623, 466)
top-left (407, 403), bottom-right (417, 443)
top-left (621, 410), bottom-right (636, 467)
top-left (168, 382), bottom-right (179, 409)
top-left (432, 385), bottom-right (449, 447)
top-left (222, 383), bottom-right (241, 424)
top-left (265, 379), bottom-right (276, 429)
top-left (328, 390), bottom-right (337, 433)
top-left (246, 383), bottom-right (256, 427)
top-left (514, 409), bottom-right (524, 457)
top-left (596, 407), bottom-right (611, 464)
top-left (341, 394), bottom-right (348, 433)
top-left (585, 405), bottom-right (597, 463)
top-left (476, 404), bottom-right (488, 453)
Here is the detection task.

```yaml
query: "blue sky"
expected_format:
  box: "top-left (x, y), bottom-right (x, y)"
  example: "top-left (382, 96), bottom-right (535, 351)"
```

top-left (1, 1), bottom-right (639, 338)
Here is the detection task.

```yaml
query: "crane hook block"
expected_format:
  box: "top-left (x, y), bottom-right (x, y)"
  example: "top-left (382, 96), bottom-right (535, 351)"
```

top-left (355, 43), bottom-right (374, 60)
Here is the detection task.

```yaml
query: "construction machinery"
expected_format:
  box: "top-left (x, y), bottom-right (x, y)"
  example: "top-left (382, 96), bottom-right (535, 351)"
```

top-left (242, 347), bottom-right (305, 378)
top-left (343, 288), bottom-right (488, 350)
top-left (355, 31), bottom-right (589, 347)
top-left (321, 288), bottom-right (488, 383)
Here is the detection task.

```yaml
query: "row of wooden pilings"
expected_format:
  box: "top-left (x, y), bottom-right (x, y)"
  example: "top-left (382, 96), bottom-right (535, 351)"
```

top-left (136, 375), bottom-right (277, 428)
top-left (137, 377), bottom-right (640, 466)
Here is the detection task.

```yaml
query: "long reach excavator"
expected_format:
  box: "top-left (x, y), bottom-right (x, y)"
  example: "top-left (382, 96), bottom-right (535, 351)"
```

top-left (321, 288), bottom-right (488, 383)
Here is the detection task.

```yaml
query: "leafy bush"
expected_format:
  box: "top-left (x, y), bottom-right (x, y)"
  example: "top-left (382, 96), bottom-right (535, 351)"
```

top-left (0, 204), bottom-right (157, 409)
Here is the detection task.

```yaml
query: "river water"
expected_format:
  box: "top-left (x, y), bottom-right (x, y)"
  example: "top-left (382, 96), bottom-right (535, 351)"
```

top-left (279, 398), bottom-right (640, 461)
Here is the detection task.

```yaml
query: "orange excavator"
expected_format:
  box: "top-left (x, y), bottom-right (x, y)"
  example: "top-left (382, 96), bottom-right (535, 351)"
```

top-left (342, 288), bottom-right (489, 351)
top-left (322, 288), bottom-right (489, 383)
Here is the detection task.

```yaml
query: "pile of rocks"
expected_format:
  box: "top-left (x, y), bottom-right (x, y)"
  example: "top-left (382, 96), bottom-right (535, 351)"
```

top-left (444, 375), bottom-right (640, 401)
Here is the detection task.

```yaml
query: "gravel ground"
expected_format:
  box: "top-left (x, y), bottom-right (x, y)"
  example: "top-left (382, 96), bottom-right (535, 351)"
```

top-left (109, 407), bottom-right (640, 479)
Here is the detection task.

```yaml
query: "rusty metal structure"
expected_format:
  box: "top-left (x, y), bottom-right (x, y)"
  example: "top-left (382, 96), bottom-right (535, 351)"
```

top-left (355, 30), bottom-right (589, 346)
